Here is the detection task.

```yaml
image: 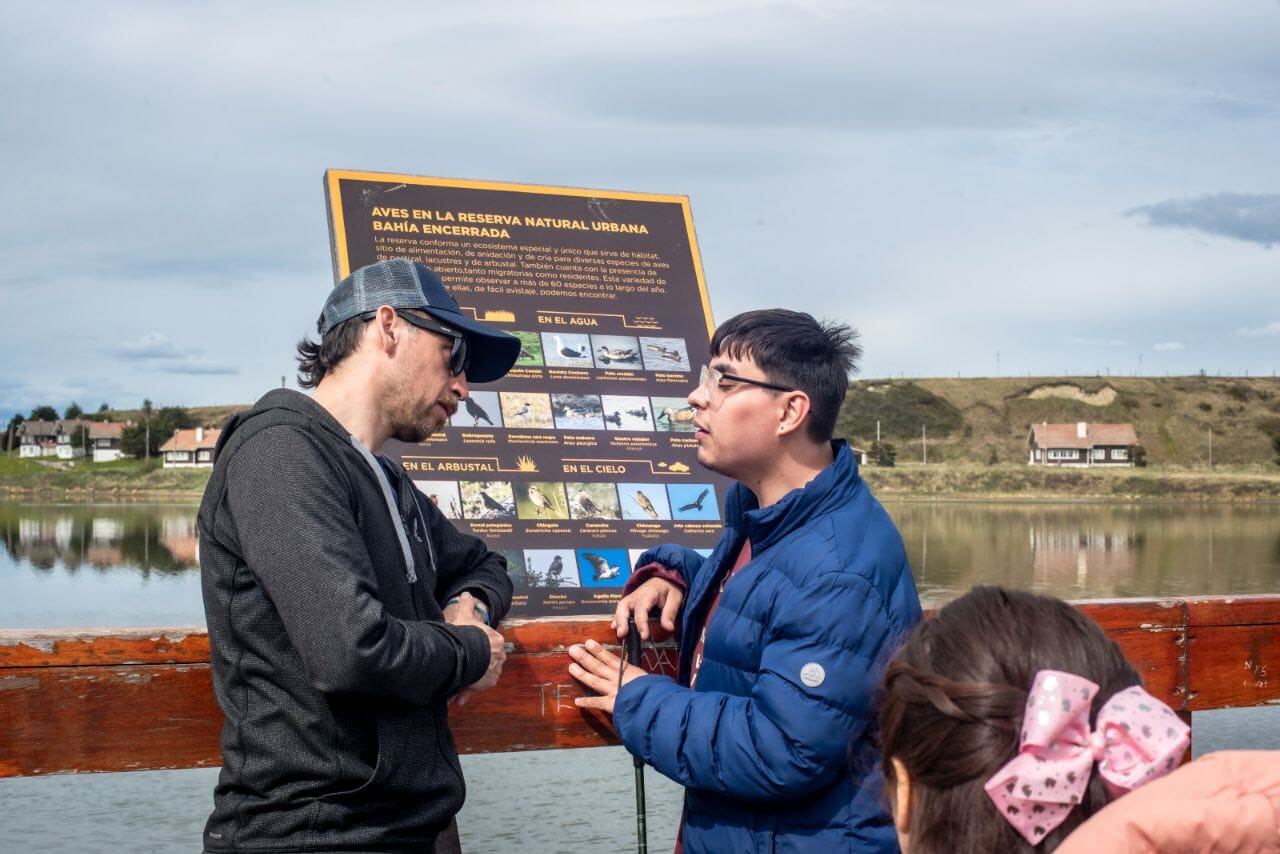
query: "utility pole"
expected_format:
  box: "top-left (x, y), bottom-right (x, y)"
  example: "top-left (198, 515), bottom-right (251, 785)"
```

top-left (922, 424), bottom-right (928, 465)
top-left (876, 420), bottom-right (881, 443)
top-left (143, 398), bottom-right (153, 460)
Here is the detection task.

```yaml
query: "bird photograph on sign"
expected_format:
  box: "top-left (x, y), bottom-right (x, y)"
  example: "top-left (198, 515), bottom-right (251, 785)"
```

top-left (541, 332), bottom-right (593, 368)
top-left (600, 395), bottom-right (655, 431)
top-left (451, 390), bottom-right (502, 429)
top-left (667, 483), bottom-right (718, 521)
top-left (499, 392), bottom-right (554, 429)
top-left (498, 549), bottom-right (528, 591)
top-left (566, 482), bottom-right (622, 520)
top-left (459, 480), bottom-right (516, 520)
top-left (591, 335), bottom-right (643, 369)
top-left (639, 336), bottom-right (692, 372)
top-left (523, 549), bottom-right (580, 588)
top-left (411, 480), bottom-right (464, 520)
top-left (515, 481), bottom-right (570, 520)
top-left (511, 330), bottom-right (544, 367)
top-left (551, 393), bottom-right (605, 431)
top-left (652, 397), bottom-right (698, 433)
top-left (619, 482), bottom-right (671, 520)
top-left (576, 548), bottom-right (630, 587)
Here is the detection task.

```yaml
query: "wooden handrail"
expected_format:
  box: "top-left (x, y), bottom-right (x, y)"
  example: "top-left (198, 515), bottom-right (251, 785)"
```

top-left (1, 595), bottom-right (1277, 778)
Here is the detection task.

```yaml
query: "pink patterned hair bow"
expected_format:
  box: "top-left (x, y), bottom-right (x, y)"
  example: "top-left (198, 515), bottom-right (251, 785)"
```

top-left (984, 669), bottom-right (1189, 845)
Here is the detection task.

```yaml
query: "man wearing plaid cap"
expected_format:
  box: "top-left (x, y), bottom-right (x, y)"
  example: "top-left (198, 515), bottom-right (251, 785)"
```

top-left (199, 259), bottom-right (520, 852)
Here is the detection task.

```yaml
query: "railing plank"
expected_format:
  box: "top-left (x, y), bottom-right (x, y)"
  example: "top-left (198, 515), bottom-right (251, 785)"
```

top-left (1, 596), bottom-right (1276, 778)
top-left (0, 628), bottom-right (209, 669)
top-left (0, 665), bottom-right (221, 777)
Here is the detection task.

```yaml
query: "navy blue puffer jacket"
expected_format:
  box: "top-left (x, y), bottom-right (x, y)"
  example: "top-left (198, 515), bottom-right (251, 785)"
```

top-left (614, 442), bottom-right (922, 853)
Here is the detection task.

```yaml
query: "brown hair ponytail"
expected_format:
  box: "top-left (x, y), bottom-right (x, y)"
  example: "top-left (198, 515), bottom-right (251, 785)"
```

top-left (877, 586), bottom-right (1140, 852)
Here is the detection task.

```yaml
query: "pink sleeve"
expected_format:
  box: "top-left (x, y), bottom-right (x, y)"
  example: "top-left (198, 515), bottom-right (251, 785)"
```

top-left (623, 562), bottom-right (688, 596)
top-left (1057, 750), bottom-right (1280, 853)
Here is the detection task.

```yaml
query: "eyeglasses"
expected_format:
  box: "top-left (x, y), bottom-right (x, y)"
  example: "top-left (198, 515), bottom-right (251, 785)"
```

top-left (362, 309), bottom-right (469, 376)
top-left (697, 364), bottom-right (793, 400)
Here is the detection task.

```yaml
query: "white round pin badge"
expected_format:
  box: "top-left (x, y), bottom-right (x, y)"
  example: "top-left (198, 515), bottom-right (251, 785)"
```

top-left (800, 662), bottom-right (825, 688)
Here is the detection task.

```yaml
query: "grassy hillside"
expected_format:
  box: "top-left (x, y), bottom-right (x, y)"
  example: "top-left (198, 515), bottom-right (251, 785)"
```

top-left (838, 376), bottom-right (1280, 468)
top-left (102, 404), bottom-right (249, 428)
top-left (0, 453), bottom-right (210, 497)
top-left (5, 379), bottom-right (1280, 499)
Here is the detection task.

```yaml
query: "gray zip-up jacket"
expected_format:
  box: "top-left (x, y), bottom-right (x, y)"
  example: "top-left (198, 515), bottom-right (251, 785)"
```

top-left (198, 389), bottom-right (512, 852)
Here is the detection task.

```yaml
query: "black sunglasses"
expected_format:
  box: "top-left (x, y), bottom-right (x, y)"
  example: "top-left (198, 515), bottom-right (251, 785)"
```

top-left (362, 309), bottom-right (469, 376)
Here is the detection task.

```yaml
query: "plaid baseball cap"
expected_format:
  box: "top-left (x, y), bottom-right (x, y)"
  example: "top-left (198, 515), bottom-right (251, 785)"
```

top-left (321, 259), bottom-right (520, 383)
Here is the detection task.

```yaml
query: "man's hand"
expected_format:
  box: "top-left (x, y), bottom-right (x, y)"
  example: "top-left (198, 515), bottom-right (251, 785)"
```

top-left (568, 639), bottom-right (646, 714)
top-left (445, 592), bottom-right (505, 705)
top-left (612, 577), bottom-right (684, 641)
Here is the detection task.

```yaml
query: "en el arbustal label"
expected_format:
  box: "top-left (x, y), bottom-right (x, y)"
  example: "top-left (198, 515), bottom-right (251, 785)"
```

top-left (325, 170), bottom-right (730, 617)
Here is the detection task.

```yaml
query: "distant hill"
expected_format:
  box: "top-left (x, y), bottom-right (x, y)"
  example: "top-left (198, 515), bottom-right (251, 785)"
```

top-left (837, 376), bottom-right (1280, 467)
top-left (99, 404), bottom-right (249, 430)
top-left (81, 376), bottom-right (1280, 470)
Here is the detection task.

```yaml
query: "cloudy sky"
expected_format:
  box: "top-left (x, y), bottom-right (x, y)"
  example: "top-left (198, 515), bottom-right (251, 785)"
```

top-left (2, 1), bottom-right (1278, 420)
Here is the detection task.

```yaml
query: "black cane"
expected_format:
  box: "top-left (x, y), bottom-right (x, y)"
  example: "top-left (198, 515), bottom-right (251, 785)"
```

top-left (622, 616), bottom-right (647, 854)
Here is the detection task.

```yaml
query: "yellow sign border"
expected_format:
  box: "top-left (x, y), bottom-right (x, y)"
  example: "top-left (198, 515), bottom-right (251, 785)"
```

top-left (323, 169), bottom-right (715, 337)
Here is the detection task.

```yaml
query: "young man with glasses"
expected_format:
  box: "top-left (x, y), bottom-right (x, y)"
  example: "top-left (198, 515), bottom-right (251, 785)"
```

top-left (199, 259), bottom-right (520, 853)
top-left (568, 309), bottom-right (922, 853)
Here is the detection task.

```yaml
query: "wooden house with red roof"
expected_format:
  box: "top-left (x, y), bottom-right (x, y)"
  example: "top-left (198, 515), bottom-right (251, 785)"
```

top-left (158, 426), bottom-right (221, 468)
top-left (1027, 422), bottom-right (1139, 467)
top-left (88, 422), bottom-right (128, 463)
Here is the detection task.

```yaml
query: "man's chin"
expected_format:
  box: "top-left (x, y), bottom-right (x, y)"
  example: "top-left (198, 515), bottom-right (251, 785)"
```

top-left (393, 421), bottom-right (438, 445)
top-left (695, 446), bottom-right (726, 476)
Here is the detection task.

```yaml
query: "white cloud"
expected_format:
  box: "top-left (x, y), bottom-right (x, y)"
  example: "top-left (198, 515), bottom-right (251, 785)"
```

top-left (1153, 341), bottom-right (1185, 351)
top-left (1235, 321), bottom-right (1280, 338)
top-left (112, 333), bottom-right (184, 360)
top-left (1, 0), bottom-right (1279, 401)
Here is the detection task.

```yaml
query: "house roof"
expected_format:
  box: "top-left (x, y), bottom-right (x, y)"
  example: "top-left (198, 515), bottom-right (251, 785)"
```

top-left (159, 428), bottom-right (221, 453)
top-left (1029, 422), bottom-right (1139, 449)
top-left (18, 420), bottom-right (59, 439)
top-left (88, 422), bottom-right (126, 440)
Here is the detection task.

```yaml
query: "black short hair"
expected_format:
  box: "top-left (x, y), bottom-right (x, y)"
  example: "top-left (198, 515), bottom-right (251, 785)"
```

top-left (295, 313), bottom-right (367, 389)
top-left (710, 309), bottom-right (861, 442)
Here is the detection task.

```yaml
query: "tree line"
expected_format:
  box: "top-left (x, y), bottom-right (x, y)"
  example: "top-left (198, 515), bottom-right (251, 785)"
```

top-left (4, 401), bottom-right (195, 458)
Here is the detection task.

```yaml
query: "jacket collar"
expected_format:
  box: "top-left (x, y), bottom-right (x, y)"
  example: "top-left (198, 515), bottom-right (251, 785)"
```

top-left (217, 388), bottom-right (380, 469)
top-left (723, 440), bottom-right (862, 552)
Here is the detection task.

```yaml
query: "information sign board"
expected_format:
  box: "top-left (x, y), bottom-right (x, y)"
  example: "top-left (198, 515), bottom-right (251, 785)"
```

top-left (325, 170), bottom-right (729, 616)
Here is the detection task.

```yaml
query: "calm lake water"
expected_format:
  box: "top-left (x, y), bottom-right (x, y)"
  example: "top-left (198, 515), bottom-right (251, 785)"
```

top-left (3, 499), bottom-right (1278, 627)
top-left (2, 499), bottom-right (1278, 851)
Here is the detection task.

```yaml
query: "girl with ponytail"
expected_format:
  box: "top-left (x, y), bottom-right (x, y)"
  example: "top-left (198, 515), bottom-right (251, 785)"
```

top-left (877, 586), bottom-right (1191, 852)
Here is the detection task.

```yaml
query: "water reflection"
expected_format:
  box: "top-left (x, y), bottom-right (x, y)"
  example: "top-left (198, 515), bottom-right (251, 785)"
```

top-left (0, 501), bottom-right (1277, 627)
top-left (886, 502), bottom-right (1280, 605)
top-left (1, 504), bottom-right (198, 576)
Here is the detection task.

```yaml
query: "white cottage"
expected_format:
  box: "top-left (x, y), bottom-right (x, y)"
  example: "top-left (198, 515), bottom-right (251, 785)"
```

top-left (159, 426), bottom-right (221, 468)
top-left (18, 421), bottom-right (59, 458)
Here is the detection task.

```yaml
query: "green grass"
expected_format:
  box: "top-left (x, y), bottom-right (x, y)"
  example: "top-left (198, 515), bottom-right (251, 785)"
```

top-left (861, 462), bottom-right (1280, 500)
top-left (0, 452), bottom-right (210, 496)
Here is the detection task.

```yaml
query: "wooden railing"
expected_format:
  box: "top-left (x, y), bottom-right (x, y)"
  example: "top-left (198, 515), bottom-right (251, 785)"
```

top-left (1, 595), bottom-right (1277, 778)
